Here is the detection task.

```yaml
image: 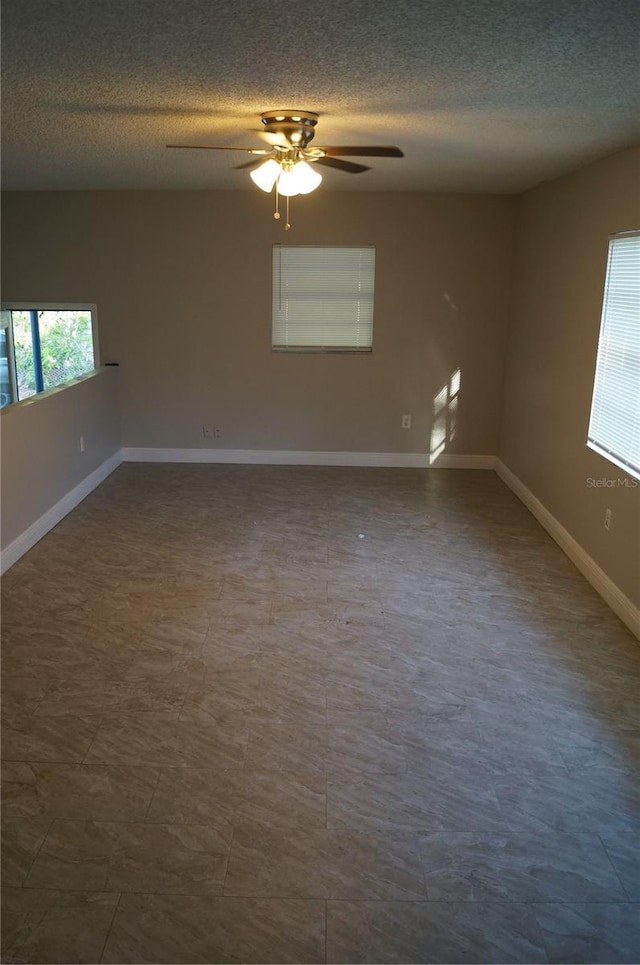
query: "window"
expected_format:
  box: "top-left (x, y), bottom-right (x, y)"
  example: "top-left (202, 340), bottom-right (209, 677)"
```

top-left (0, 305), bottom-right (99, 408)
top-left (272, 245), bottom-right (375, 352)
top-left (587, 231), bottom-right (640, 479)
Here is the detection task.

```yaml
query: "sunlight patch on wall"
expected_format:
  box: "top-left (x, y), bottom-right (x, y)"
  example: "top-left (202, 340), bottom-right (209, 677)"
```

top-left (430, 367), bottom-right (461, 465)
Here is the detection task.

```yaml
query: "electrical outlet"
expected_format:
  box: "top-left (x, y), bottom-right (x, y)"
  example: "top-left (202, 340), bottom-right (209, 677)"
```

top-left (604, 508), bottom-right (612, 531)
top-left (79, 435), bottom-right (85, 453)
top-left (401, 414), bottom-right (412, 429)
top-left (213, 427), bottom-right (222, 439)
top-left (202, 424), bottom-right (211, 438)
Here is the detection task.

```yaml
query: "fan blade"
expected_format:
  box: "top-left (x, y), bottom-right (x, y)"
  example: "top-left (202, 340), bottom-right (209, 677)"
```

top-left (166, 144), bottom-right (269, 153)
top-left (314, 156), bottom-right (371, 174)
top-left (233, 157), bottom-right (268, 170)
top-left (250, 130), bottom-right (290, 147)
top-left (319, 146), bottom-right (404, 158)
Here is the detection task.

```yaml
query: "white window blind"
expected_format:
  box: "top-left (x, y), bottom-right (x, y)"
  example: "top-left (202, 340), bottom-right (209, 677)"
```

top-left (587, 230), bottom-right (640, 479)
top-left (272, 246), bottom-right (375, 352)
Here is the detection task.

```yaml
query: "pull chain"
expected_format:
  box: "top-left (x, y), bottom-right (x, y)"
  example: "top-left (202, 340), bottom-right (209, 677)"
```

top-left (272, 182), bottom-right (291, 229)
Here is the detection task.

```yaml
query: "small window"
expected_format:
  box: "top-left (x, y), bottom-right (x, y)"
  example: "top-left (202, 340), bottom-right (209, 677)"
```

top-left (272, 245), bottom-right (375, 352)
top-left (587, 231), bottom-right (640, 479)
top-left (0, 305), bottom-right (99, 407)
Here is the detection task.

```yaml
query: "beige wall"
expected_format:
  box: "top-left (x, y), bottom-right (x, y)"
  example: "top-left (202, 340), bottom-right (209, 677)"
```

top-left (1, 167), bottom-right (638, 614)
top-left (500, 146), bottom-right (640, 606)
top-left (1, 369), bottom-right (120, 549)
top-left (1, 190), bottom-right (516, 457)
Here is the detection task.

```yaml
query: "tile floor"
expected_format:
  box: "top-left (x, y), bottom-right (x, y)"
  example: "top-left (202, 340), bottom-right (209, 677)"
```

top-left (1, 464), bottom-right (639, 964)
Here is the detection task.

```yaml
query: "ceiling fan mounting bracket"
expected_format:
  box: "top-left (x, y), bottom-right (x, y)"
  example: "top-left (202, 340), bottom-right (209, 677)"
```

top-left (260, 110), bottom-right (319, 149)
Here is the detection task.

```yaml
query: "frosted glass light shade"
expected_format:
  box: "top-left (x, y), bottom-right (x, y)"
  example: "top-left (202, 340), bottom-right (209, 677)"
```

top-left (290, 160), bottom-right (322, 194)
top-left (250, 159), bottom-right (281, 192)
top-left (276, 166), bottom-right (299, 197)
top-left (277, 161), bottom-right (323, 197)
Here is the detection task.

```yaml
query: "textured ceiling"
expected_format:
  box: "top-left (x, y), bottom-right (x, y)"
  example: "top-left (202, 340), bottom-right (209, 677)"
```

top-left (2, 0), bottom-right (639, 193)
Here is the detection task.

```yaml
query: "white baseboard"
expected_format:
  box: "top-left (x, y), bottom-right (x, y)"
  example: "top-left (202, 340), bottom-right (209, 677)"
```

top-left (432, 454), bottom-right (496, 470)
top-left (0, 451), bottom-right (123, 575)
top-left (495, 459), bottom-right (640, 640)
top-left (121, 447), bottom-right (496, 470)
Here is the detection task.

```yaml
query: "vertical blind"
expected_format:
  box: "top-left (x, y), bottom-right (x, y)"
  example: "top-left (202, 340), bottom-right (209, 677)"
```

top-left (272, 246), bottom-right (375, 351)
top-left (587, 230), bottom-right (640, 478)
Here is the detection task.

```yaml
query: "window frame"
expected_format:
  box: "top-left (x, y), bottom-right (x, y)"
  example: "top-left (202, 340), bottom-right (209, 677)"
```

top-left (271, 245), bottom-right (376, 354)
top-left (1, 302), bottom-right (100, 407)
top-left (586, 230), bottom-right (640, 481)
top-left (0, 314), bottom-right (17, 407)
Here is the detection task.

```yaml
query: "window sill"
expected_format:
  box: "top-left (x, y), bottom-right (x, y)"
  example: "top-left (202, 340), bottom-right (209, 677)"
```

top-left (0, 366), bottom-right (114, 415)
top-left (272, 347), bottom-right (373, 355)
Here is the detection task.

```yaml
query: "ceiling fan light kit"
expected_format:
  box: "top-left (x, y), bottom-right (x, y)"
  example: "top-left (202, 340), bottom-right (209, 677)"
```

top-left (167, 110), bottom-right (404, 229)
top-left (251, 157), bottom-right (322, 196)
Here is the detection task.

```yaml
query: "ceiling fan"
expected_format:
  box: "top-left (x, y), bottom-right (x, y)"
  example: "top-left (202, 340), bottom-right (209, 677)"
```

top-left (167, 110), bottom-right (404, 228)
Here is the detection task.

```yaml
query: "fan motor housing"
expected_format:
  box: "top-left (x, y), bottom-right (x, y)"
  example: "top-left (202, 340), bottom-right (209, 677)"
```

top-left (260, 110), bottom-right (318, 148)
